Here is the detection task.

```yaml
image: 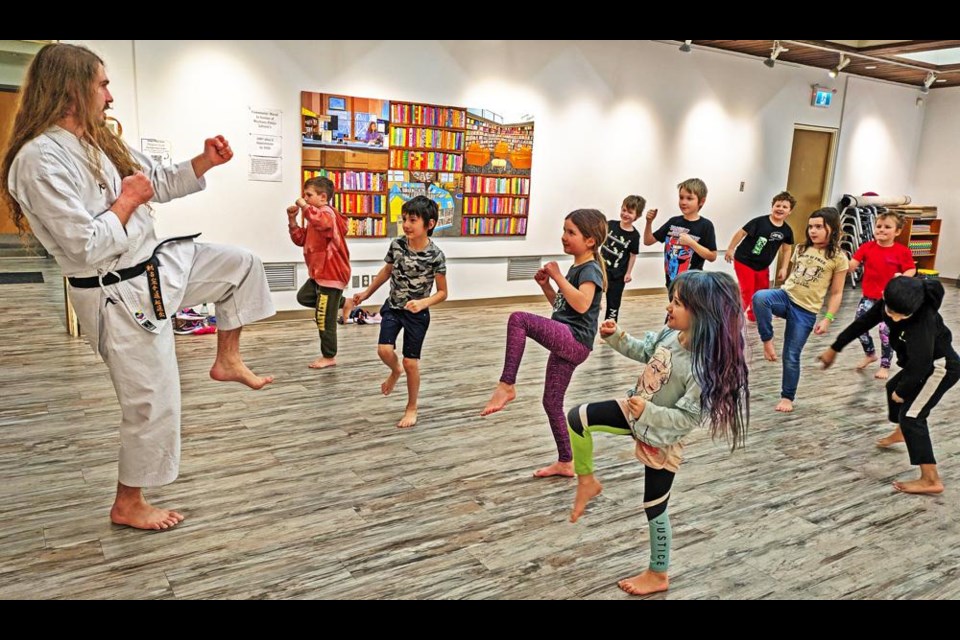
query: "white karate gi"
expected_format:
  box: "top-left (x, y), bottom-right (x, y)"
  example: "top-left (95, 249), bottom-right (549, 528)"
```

top-left (7, 125), bottom-right (275, 486)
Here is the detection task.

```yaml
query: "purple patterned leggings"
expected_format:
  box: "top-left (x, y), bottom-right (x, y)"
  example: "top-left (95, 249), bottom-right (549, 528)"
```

top-left (856, 296), bottom-right (892, 368)
top-left (499, 311), bottom-right (592, 462)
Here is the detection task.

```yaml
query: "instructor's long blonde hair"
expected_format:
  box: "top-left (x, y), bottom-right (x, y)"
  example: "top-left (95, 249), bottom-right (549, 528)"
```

top-left (1, 43), bottom-right (141, 234)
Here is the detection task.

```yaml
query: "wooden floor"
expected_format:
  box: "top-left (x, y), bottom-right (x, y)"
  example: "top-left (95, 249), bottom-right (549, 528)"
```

top-left (1, 256), bottom-right (959, 600)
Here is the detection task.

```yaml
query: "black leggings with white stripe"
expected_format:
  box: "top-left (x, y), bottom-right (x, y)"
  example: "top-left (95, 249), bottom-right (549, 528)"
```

top-left (888, 350), bottom-right (960, 466)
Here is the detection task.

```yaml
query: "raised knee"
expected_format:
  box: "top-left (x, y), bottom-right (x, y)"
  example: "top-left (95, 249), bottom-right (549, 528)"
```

top-left (567, 406), bottom-right (584, 436)
top-left (377, 344), bottom-right (394, 358)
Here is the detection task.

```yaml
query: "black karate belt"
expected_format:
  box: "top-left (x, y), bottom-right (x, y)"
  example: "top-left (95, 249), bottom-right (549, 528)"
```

top-left (67, 233), bottom-right (201, 320)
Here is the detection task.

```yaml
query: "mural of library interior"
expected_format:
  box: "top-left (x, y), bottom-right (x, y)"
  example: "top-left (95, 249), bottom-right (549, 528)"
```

top-left (2, 39), bottom-right (960, 602)
top-left (301, 92), bottom-right (534, 238)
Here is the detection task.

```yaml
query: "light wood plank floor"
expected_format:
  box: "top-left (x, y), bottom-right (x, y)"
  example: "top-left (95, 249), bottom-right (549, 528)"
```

top-left (1, 257), bottom-right (959, 600)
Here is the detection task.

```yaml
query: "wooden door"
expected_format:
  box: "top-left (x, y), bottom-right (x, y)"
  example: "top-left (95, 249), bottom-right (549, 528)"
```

top-left (780, 127), bottom-right (835, 279)
top-left (0, 89), bottom-right (24, 235)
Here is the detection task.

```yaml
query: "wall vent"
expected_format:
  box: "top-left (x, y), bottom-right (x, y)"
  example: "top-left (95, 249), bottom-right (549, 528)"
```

top-left (507, 256), bottom-right (541, 281)
top-left (264, 263), bottom-right (297, 291)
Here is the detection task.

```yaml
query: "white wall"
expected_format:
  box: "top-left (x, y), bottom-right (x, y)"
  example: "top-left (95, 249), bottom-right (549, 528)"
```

top-left (72, 40), bottom-right (932, 309)
top-left (913, 85), bottom-right (960, 280)
top-left (831, 75), bottom-right (925, 204)
top-left (0, 60), bottom-right (26, 86)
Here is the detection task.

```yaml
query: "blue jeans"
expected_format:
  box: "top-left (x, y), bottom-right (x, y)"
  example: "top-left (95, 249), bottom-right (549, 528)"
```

top-left (752, 288), bottom-right (817, 401)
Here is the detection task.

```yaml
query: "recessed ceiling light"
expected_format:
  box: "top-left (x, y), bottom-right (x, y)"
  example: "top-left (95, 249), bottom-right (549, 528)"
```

top-left (865, 65), bottom-right (877, 69)
top-left (936, 78), bottom-right (947, 83)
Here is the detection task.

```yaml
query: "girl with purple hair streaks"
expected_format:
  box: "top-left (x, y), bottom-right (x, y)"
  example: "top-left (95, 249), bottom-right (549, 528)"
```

top-left (566, 270), bottom-right (749, 596)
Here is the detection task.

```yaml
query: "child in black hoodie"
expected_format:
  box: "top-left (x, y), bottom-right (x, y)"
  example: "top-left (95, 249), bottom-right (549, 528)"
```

top-left (818, 276), bottom-right (959, 495)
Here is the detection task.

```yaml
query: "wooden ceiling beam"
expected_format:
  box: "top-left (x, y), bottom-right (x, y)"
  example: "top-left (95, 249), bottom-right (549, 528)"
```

top-left (855, 40), bottom-right (960, 55)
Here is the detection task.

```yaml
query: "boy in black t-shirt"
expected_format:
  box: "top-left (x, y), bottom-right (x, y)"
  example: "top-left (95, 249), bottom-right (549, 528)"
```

top-left (724, 191), bottom-right (796, 321)
top-left (643, 178), bottom-right (717, 297)
top-left (600, 194), bottom-right (645, 321)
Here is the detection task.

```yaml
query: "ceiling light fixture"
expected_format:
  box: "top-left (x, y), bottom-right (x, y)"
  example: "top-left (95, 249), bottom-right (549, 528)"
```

top-left (828, 54), bottom-right (850, 78)
top-left (764, 40), bottom-right (787, 68)
top-left (679, 40), bottom-right (692, 53)
top-left (921, 71), bottom-right (937, 93)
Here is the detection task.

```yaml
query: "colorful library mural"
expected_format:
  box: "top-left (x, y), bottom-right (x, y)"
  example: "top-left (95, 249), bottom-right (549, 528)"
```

top-left (301, 92), bottom-right (534, 238)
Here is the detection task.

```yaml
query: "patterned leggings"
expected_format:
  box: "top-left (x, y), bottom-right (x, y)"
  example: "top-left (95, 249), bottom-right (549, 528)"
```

top-left (856, 297), bottom-right (891, 368)
top-left (499, 311), bottom-right (591, 462)
top-left (567, 400), bottom-right (676, 572)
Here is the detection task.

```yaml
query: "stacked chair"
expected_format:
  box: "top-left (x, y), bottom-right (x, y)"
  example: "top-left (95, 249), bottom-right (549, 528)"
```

top-left (839, 204), bottom-right (881, 287)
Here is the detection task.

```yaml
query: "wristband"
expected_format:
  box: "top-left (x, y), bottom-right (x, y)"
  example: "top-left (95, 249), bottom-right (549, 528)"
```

top-left (824, 312), bottom-right (835, 321)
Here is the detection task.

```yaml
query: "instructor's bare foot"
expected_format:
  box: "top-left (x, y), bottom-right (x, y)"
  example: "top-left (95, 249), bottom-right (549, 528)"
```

top-left (874, 367), bottom-right (890, 380)
top-left (111, 497), bottom-right (184, 531)
top-left (381, 369), bottom-right (402, 395)
top-left (533, 460), bottom-right (575, 478)
top-left (397, 407), bottom-right (418, 429)
top-left (481, 382), bottom-right (516, 416)
top-left (857, 353), bottom-right (879, 370)
top-left (210, 359), bottom-right (273, 390)
top-left (308, 357), bottom-right (337, 369)
top-left (775, 398), bottom-right (794, 413)
top-left (893, 478), bottom-right (944, 495)
top-left (877, 428), bottom-right (905, 448)
top-left (570, 474), bottom-right (603, 522)
top-left (617, 569), bottom-right (669, 596)
top-left (763, 341), bottom-right (778, 362)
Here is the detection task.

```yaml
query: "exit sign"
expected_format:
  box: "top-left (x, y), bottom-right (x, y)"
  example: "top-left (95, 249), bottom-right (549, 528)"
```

top-left (812, 86), bottom-right (833, 108)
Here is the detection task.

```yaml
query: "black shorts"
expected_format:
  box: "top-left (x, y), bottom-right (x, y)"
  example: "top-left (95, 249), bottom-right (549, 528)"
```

top-left (378, 303), bottom-right (431, 359)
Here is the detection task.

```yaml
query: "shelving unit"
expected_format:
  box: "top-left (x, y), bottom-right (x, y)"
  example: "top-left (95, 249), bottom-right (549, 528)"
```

top-left (385, 101), bottom-right (467, 237)
top-left (460, 114), bottom-right (533, 236)
top-left (461, 217), bottom-right (527, 235)
top-left (465, 114), bottom-right (534, 151)
top-left (896, 216), bottom-right (941, 271)
top-left (388, 102), bottom-right (466, 173)
top-left (302, 147), bottom-right (388, 238)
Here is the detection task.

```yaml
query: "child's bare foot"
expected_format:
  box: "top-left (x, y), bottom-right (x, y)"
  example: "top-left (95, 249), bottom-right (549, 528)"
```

top-left (763, 341), bottom-right (777, 362)
top-left (877, 428), bottom-right (905, 448)
top-left (533, 460), bottom-right (575, 478)
top-left (874, 367), bottom-right (890, 380)
top-left (210, 359), bottom-right (273, 390)
top-left (856, 353), bottom-right (879, 370)
top-left (381, 368), bottom-right (402, 395)
top-left (570, 475), bottom-right (603, 522)
top-left (617, 569), bottom-right (669, 596)
top-left (775, 398), bottom-right (794, 412)
top-left (481, 382), bottom-right (517, 416)
top-left (308, 356), bottom-right (337, 369)
top-left (110, 498), bottom-right (184, 531)
top-left (397, 408), bottom-right (418, 429)
top-left (893, 478), bottom-right (944, 494)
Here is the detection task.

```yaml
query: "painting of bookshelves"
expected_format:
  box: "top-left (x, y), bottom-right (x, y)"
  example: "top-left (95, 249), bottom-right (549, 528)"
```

top-left (389, 102), bottom-right (466, 169)
top-left (301, 92), bottom-right (536, 239)
top-left (462, 110), bottom-right (534, 236)
top-left (461, 175), bottom-right (529, 235)
top-left (303, 168), bottom-right (387, 237)
top-left (464, 112), bottom-right (533, 178)
top-left (301, 90), bottom-right (390, 238)
top-left (387, 101), bottom-right (466, 237)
